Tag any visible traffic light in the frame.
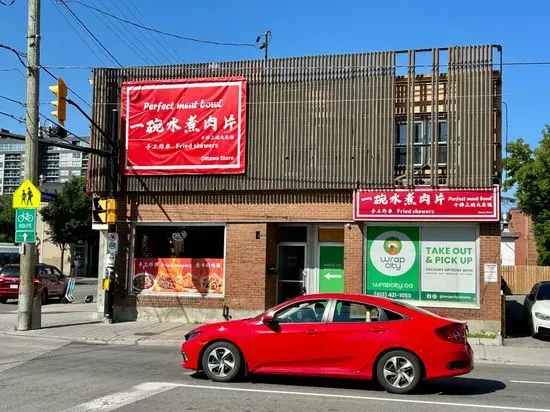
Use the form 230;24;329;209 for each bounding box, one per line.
93;197;117;224
49;77;67;125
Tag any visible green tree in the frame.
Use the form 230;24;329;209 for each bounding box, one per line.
39;177;92;273
0;195;15;242
504;124;550;265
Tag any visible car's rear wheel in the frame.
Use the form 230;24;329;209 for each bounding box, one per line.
376;350;422;394
0;297;7;304
201;341;242;382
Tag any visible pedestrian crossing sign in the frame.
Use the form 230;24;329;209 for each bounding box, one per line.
12;179;42;209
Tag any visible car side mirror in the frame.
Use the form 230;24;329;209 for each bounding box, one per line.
262;313;276;324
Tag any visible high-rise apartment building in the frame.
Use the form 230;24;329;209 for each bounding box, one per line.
0;136;89;195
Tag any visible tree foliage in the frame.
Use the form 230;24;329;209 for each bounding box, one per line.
0;195;15;242
504;125;550;265
39;177;92;272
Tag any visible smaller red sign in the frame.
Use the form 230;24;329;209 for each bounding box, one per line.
354;186;499;221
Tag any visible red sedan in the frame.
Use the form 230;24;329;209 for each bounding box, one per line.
180;293;473;394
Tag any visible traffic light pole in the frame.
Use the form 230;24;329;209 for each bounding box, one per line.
103;109;119;323
18;0;41;331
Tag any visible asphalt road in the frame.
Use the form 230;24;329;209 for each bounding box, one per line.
1;335;550;412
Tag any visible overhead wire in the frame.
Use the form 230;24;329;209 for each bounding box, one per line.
118;0;185;63
91;0;157;65
110;0;175;64
58;0;123;67
40;65;92;109
49;0;111;66
63;0;258;48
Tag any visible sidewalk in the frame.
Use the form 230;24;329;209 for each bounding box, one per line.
1;302;549;366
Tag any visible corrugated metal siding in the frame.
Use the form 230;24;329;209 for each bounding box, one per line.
447;45;494;187
89;53;396;193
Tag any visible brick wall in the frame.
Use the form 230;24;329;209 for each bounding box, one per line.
113;191;501;327
509;209;538;265
344;223;363;293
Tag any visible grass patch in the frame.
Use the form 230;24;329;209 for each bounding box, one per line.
468;331;498;339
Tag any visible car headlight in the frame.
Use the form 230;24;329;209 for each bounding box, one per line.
534;312;550;321
184;331;202;341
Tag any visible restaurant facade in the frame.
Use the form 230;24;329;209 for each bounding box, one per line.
88;44;504;333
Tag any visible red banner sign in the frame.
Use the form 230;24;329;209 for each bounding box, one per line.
133;258;224;296
121;77;246;175
354;186;499;221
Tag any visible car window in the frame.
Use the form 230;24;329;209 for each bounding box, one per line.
529;284;539;299
536;284;550;301
275;300;328;323
37;267;49;279
333;301;378;323
332;300;404;323
52;267;64;279
0;266;20;278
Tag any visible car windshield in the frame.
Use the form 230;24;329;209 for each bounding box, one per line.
0;266;20;278
537;284;550;300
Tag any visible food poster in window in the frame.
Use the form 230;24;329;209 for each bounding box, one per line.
133;258;224;296
420;226;477;303
366;226;421;300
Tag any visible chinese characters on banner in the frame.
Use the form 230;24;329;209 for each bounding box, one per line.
133;258;225;296
121;77;246;175
354;186;499;221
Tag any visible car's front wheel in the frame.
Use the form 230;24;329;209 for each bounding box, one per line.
201;341;242;382
376;350;422;394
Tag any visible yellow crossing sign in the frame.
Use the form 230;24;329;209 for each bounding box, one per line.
12;179;42;209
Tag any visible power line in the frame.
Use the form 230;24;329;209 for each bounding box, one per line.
118;0;185;63
0;111;25;123
93;0;158;65
10;60;550;71
49;0;111;66
0;43;27;67
58;1;123;67
110;0;174;64
63;0;258;48
0;95;25;107
40;65;92;108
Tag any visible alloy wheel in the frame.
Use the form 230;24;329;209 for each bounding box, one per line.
206;347;236;378
382;356;415;389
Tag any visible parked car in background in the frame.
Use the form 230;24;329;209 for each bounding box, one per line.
0;264;67;304
524;281;550;338
180;293;473;394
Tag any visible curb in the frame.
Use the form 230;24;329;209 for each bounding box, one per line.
0;329;181;347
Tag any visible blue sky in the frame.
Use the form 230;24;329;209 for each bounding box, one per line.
1;0;549;194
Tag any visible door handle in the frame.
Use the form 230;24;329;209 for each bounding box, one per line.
306;329;318;335
371;327;387;333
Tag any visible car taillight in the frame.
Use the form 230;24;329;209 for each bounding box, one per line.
436;323;467;344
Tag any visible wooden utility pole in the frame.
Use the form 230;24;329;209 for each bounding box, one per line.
18;0;41;331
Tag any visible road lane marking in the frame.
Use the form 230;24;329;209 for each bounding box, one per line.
61;382;180;412
511;380;550;385
170;382;550;412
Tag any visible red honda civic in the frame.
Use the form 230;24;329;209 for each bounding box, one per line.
180;293;473;394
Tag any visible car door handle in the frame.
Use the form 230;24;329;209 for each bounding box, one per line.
306;329;319;335
371;327;387;333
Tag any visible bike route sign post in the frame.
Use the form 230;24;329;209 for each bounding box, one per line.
15;208;37;243
12;179;41;244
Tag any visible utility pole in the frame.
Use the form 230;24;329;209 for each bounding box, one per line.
257;30;271;61
18;0;41;331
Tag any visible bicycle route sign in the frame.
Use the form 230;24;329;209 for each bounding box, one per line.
15;208;36;243
12;179;41;209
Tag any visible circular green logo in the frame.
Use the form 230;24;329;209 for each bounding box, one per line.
384;237;402;255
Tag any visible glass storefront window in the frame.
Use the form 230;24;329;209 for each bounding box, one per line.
132;225;225;297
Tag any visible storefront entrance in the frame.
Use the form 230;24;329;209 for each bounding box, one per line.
277;243;307;303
